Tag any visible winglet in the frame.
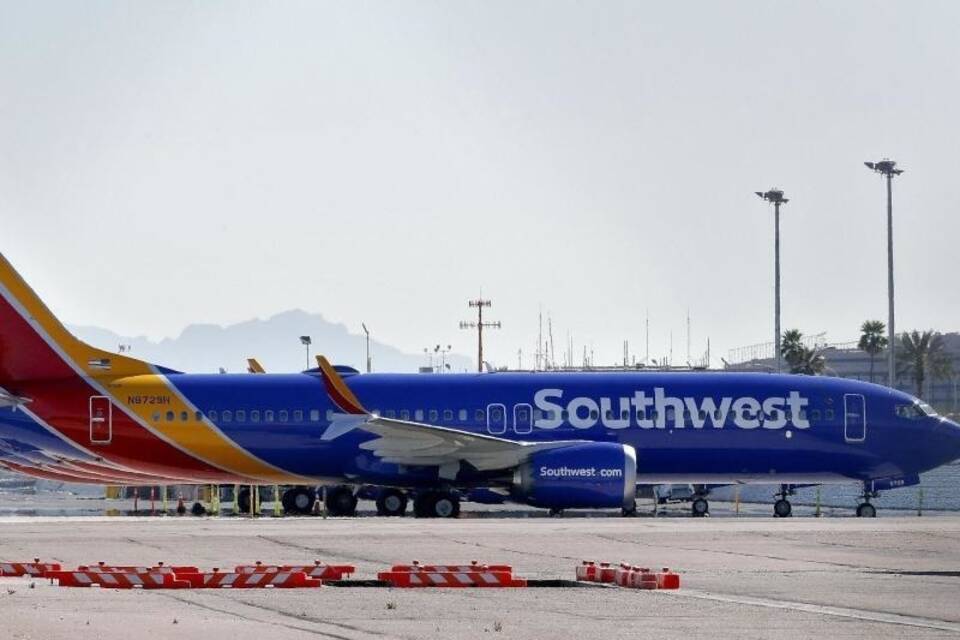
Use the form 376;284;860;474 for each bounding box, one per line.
246;358;266;374
316;355;368;415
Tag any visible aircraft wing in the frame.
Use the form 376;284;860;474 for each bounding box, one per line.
314;354;587;479
357;416;586;478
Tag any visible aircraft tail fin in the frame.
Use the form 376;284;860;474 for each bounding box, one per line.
316;355;368;415
0;253;159;384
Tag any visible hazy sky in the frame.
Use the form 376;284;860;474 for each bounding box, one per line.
2;1;958;370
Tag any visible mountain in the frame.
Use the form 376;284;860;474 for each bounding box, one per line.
69;309;472;374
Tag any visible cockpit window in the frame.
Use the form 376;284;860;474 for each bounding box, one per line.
896;403;930;420
918;402;938;417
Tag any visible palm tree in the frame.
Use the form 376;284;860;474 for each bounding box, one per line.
780;329;825;375
857;320;888;383
897;330;953;399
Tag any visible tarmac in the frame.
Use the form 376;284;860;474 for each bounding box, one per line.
1;513;959;639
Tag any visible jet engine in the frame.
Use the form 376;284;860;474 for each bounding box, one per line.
511;442;637;510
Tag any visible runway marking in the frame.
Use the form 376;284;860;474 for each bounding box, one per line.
668;589;960;634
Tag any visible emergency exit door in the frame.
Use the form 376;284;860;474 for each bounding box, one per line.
89;396;112;444
844;394;866;443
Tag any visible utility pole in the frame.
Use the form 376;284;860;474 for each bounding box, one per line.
299;336;312;371
459;297;501;372
865;159;903;388
645;310;650;364
361;323;371;373
756;188;789;373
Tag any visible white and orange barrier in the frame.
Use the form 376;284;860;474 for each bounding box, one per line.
378;569;526;588
577;561;680;590
0;559;61;577
47;570;189;589
235;560;355;580
178;570;321;589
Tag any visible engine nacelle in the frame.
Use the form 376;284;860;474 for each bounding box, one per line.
511;443;637;510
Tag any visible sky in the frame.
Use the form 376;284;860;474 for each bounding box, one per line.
1;1;958;370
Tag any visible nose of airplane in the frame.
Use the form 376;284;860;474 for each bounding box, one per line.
933;417;960;466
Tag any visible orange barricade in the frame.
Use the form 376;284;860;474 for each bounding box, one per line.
178;570;321;589
78;564;199;575
0;560;61;577
576;561;598;582
48;570;189;589
235;561;354;580
378;570;526;588
391;561;513;573
656;568;680;589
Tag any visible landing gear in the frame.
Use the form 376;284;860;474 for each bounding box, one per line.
621;503;638;517
774;485;794;518
376;489;408;517
413;491;460;518
857;485;878;518
691;497;709;517
282;486;316;515
190;501;206;516
325;486;358;517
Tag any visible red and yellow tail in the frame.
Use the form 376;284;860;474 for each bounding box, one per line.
0;253;156;384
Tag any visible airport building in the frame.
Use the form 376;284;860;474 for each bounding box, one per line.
727;332;960;415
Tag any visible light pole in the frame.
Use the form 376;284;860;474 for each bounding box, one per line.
460;298;501;373
865;159;903;388
361;323;371;373
755;189;789;373
299;335;312;370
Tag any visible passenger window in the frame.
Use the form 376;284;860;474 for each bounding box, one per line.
589;409;599;420
222;410;232;423
152;412;160;422
605;410;613;419
236;410;246;422
415;410;424;421
309;410;320;422
536;409;545;421
825;409;835;421
714;410;722;420
209;410;218;422
385;410;396;419
279;410;289;423
475;409;485;422
636;410;646;421
265;410;275;423
325;410;333;422
180;411;188;422
811;409;821;421
665;408;675;422
293;410;303;422
458;409;467;421
443;409;454;421
400;410;410;421
250;410;260;423
195;411;203;422
429;409;439;422
769;410;780;420
491;407;503;421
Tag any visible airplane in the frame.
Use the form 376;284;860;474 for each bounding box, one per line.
1;251;959;518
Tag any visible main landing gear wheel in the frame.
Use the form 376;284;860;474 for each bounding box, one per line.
622;503;638;517
774;498;793;518
325;486;358;517
283;487;316;515
856;502;877;518
376;489;408;517
691;497;709;517
413;491;460;518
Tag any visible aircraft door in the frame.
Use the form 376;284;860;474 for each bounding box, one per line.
89;396;112;444
844;394;866;443
486;403;506;435
513;403;533;435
